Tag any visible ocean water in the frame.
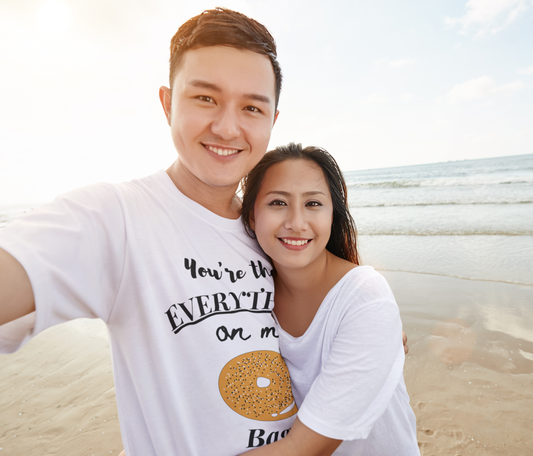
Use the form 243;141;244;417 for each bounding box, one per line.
1;154;532;286
346;154;533;285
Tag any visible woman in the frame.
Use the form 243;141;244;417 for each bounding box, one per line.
239;143;419;455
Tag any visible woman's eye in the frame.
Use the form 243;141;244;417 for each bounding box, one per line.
269;200;286;206
306;201;322;207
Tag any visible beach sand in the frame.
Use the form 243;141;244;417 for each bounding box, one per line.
384;271;533;456
1;272;532;455
0;319;123;455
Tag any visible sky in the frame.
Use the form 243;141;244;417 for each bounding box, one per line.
1;0;532;204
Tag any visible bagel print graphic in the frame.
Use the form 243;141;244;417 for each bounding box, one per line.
219;351;298;421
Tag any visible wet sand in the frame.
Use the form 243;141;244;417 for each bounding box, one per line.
384;271;533;455
1;272;532;455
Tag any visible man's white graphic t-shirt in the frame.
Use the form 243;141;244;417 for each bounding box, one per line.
0;170;297;455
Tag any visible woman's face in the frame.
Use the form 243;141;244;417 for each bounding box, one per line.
251;159;334;272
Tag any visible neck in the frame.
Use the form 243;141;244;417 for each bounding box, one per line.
272;250;356;337
166;159;241;219
273;250;331;301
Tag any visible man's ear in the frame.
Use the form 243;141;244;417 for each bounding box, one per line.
159;86;172;126
273;110;280;126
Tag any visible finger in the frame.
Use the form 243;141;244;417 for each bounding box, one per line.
402;331;409;355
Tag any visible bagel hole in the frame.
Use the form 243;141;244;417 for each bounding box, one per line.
257;377;271;388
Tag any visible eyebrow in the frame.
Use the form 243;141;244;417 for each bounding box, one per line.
189;80;221;91
189;79;272;105
266;190;327;197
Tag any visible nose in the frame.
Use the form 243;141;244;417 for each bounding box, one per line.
285;206;308;232
211;107;241;140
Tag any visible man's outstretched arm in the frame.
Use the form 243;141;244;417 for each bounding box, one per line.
0;248;35;326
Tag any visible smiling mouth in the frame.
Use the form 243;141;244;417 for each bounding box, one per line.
204;144;242;156
280;238;311;246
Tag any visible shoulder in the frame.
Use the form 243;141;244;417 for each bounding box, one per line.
54;171;167;215
333;266;397;312
58;181;121;207
1;179;138;240
341;265;392;293
43;182;125;230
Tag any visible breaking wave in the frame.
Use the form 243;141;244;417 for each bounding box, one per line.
346;176;533;189
349;200;533;208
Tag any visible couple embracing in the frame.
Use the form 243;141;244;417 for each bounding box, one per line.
0;8;419;456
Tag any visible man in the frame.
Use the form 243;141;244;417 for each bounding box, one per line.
0;8;301;455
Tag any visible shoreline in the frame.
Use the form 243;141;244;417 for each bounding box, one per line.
382;267;532;287
359;234;533;286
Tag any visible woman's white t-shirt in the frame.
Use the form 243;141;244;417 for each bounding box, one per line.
276;266;420;455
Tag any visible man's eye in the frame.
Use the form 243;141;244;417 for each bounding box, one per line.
198;96;214;103
245;106;261;113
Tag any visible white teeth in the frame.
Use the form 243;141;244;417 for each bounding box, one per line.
206;145;240;156
282;239;310;246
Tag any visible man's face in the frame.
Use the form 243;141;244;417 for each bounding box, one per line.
161;45;278;190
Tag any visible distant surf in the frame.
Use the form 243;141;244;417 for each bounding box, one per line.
345;154;533;285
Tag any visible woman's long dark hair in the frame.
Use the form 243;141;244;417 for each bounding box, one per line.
241;143;360;265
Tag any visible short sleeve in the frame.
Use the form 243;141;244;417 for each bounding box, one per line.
0;183;126;352
296;273;405;440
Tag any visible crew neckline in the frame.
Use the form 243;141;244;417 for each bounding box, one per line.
153;170;244;232
273;266;374;341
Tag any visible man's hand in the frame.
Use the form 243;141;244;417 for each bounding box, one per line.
0;248;35;326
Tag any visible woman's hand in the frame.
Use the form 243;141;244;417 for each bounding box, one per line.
239;418;341;456
402;330;409;355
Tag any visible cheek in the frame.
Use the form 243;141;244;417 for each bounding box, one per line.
252;209;277;247
252;211;268;240
322;223;333;242
248;121;273;150
170;112;188;143
173;103;207;132
319;211;334;241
